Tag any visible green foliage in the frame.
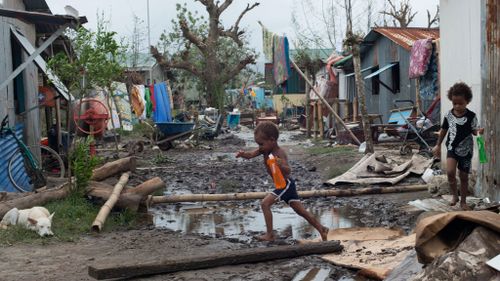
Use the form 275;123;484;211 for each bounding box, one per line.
0;196;138;245
47;15;126;99
70;137;102;197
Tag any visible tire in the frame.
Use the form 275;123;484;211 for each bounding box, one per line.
8;145;65;192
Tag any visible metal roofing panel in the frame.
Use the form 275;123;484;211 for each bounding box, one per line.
371;27;440;51
345;65;378;77
364;62;398;79
0;124;31;192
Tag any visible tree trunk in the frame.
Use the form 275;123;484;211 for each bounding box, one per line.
91;173;130;232
151;184;428;204
0;183;70;217
86;177;164;211
91;157;136;181
352;44;374;153
88;240;342;280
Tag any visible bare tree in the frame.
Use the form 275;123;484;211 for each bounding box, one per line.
427;5;440;28
151;1;259;111
380;0;417;28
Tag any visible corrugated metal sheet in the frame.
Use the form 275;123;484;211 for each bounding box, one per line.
480;0;499;201
367;27;440;51
0;124;31;192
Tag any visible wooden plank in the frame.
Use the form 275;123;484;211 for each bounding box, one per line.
88;240;342;280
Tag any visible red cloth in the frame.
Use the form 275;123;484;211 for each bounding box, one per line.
149;84;156;111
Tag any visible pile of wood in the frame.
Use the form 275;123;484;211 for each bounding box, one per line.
1;156;165;232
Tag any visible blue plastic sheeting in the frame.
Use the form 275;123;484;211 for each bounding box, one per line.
388;109;413;125
255;88;265;109
364;63;398;79
0;124;31;192
153;82;172;123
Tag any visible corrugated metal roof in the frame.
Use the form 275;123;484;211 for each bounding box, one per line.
368;27;440;51
0;125;31;192
23;0;51;13
0;8;88;34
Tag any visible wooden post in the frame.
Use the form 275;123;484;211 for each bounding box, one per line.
88;241;343;280
415;79;421;113
290;60;361;145
313;102;318;139
151;185;428;204
305;70;311;138
91;157;136;181
318;102;324;139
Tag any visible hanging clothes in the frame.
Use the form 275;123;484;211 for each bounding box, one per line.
153;82;172;123
144;87;153;118
409;38;433;79
262;25;274;62
149;84;156;113
130;85;145;118
272;35;291;86
112;82;133;131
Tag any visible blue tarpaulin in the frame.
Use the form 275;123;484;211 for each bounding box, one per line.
153;82;172;123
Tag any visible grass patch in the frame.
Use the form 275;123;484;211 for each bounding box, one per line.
0;195;139;246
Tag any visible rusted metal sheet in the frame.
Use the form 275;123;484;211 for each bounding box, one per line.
480;0;500;202
373;27;440;51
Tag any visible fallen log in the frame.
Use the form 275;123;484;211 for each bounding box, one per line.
0;183;70;217
152;184;428;204
87;177;165;211
91;156;136;181
88;240;342;280
91;173;130;232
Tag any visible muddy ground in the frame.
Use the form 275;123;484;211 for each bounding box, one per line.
0;129;429;281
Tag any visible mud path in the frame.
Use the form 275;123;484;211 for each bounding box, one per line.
0;132;428;281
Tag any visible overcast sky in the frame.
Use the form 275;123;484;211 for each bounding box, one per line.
45;0;439;71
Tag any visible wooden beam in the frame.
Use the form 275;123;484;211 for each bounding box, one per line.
151;184;428;204
290;60;361;145
88;240;342;280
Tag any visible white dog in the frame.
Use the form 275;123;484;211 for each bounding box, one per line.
1;207;54;237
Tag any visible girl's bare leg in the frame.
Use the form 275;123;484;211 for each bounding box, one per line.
459;170;471;210
446;158;459;206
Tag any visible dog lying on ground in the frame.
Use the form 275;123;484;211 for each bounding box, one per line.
0;207;54;237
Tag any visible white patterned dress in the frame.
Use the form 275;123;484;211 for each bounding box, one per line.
442;109;479;173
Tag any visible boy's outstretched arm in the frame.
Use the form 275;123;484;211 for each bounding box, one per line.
236;148;261;159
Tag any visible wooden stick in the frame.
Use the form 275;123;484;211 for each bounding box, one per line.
151;184;428;204
91;156;136;181
291;60;361;145
91;173;130;232
88;240;342;280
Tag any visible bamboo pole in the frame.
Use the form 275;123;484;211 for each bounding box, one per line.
290;60;361;145
151;184;428;204
318;101;324;139
91;172;130;232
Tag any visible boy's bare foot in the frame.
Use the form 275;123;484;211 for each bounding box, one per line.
460;202;471;211
320;227;329;241
449;196;459;206
256;233;275;241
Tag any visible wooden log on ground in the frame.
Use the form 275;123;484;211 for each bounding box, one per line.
0;183;70;217
91;173;130;232
87;177;165;211
88;240;342;280
152;185;428;204
91;156;136;181
0;192;32;202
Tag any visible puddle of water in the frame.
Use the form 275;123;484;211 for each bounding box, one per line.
151;203;363;241
292;267;331;281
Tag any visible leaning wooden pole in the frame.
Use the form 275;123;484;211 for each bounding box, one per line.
88;240;342;280
91;156;136;181
151;185;428;204
91;172;130;232
290;59;361;145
